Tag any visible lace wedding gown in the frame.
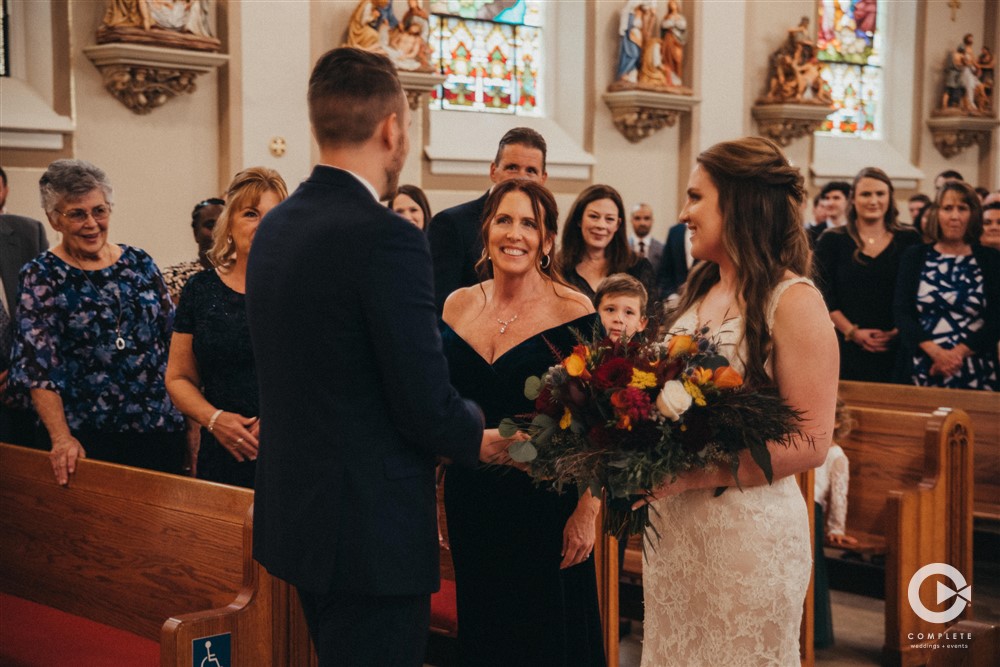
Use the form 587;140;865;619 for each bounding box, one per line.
640;278;814;667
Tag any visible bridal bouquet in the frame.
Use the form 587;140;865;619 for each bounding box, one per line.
500;326;807;541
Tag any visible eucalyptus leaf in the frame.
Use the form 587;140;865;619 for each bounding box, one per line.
581;479;602;499
498;418;519;438
524;376;542;400
569;418;586;435
532;413;556;429
536;424;558;445
508;439;538;463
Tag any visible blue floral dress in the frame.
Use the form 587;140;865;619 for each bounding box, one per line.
912;250;998;389
9;245;184;433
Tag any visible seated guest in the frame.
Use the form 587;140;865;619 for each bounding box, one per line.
982;202;1000;251
161;197;225;302
813;398;858;649
390;184;431;232
166;168;288;487
557;184;655;309
934;169;963;191
9;159;185;485
814;167;922;383
893;180;999;390
976;186;990;205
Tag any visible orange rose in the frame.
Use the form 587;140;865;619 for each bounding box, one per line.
563;353;589;379
713;366;743;389
667;334;695;360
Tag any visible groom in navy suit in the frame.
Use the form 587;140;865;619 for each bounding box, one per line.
247;48;487;666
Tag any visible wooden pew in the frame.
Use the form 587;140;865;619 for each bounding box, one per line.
839;381;999;522
833;406;974;667
0;442;316;667
927;619;1000;667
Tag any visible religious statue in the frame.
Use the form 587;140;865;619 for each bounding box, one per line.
613;0;648;87
937;33;992;116
345;0;433;72
758;16;830;105
659;0;686;87
98;0;220;52
609;0;691;94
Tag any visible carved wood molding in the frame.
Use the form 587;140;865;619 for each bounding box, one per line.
396;70;446;111
83;43;228;115
926;115;999;158
602;90;699;143
751;103;832;147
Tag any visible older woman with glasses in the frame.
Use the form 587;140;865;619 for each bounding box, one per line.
8;159;184;485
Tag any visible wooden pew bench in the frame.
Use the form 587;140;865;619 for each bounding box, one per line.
829;406;974;667
0;442;317;667
838;381;999;523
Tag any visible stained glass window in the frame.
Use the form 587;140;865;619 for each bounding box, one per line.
427;0;543;115
815;0;883;138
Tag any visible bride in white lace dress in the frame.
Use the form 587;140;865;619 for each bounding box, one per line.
638;137;839;666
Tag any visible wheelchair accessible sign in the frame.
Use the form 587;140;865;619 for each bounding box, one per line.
907;563;971;624
193;633;231;667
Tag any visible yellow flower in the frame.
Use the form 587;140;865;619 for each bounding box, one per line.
559;407;572;430
684;379;707;407
689;367;713;385
629;369;658;389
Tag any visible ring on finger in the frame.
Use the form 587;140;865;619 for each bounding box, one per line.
235;437;245;446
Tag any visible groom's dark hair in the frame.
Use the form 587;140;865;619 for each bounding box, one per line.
308;47;405;148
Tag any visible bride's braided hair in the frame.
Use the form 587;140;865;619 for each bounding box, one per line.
665;137;811;389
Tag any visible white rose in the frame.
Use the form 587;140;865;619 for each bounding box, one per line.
657;380;693;422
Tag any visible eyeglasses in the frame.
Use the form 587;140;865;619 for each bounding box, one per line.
54;204;112;224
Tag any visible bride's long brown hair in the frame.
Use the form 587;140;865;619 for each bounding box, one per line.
665;137;811;388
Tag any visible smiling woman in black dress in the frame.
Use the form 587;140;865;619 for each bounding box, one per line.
440;179;605;667
814;167;921;382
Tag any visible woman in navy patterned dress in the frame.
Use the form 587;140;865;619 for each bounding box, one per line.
9;160;184;484
894;181;1000;390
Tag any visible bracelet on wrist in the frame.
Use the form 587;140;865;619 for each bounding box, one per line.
207;409;224;433
845;324;858;342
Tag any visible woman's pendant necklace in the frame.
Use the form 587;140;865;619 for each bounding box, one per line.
70;245;125;350
497;313;518;334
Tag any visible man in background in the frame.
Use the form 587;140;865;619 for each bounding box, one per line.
0;166;49;447
428;127;547;313
628;202;663;275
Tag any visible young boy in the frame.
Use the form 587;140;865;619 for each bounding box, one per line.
594;273;648;341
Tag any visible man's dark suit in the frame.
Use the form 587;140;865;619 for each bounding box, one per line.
1;214;48;447
246;167;483;661
1;214;49;315
428;191;489;313
656;222;691;298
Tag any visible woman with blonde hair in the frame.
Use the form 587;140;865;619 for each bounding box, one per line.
166;167;288;486
638;137;838;666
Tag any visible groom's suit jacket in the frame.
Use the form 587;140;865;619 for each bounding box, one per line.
247;166;484;596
